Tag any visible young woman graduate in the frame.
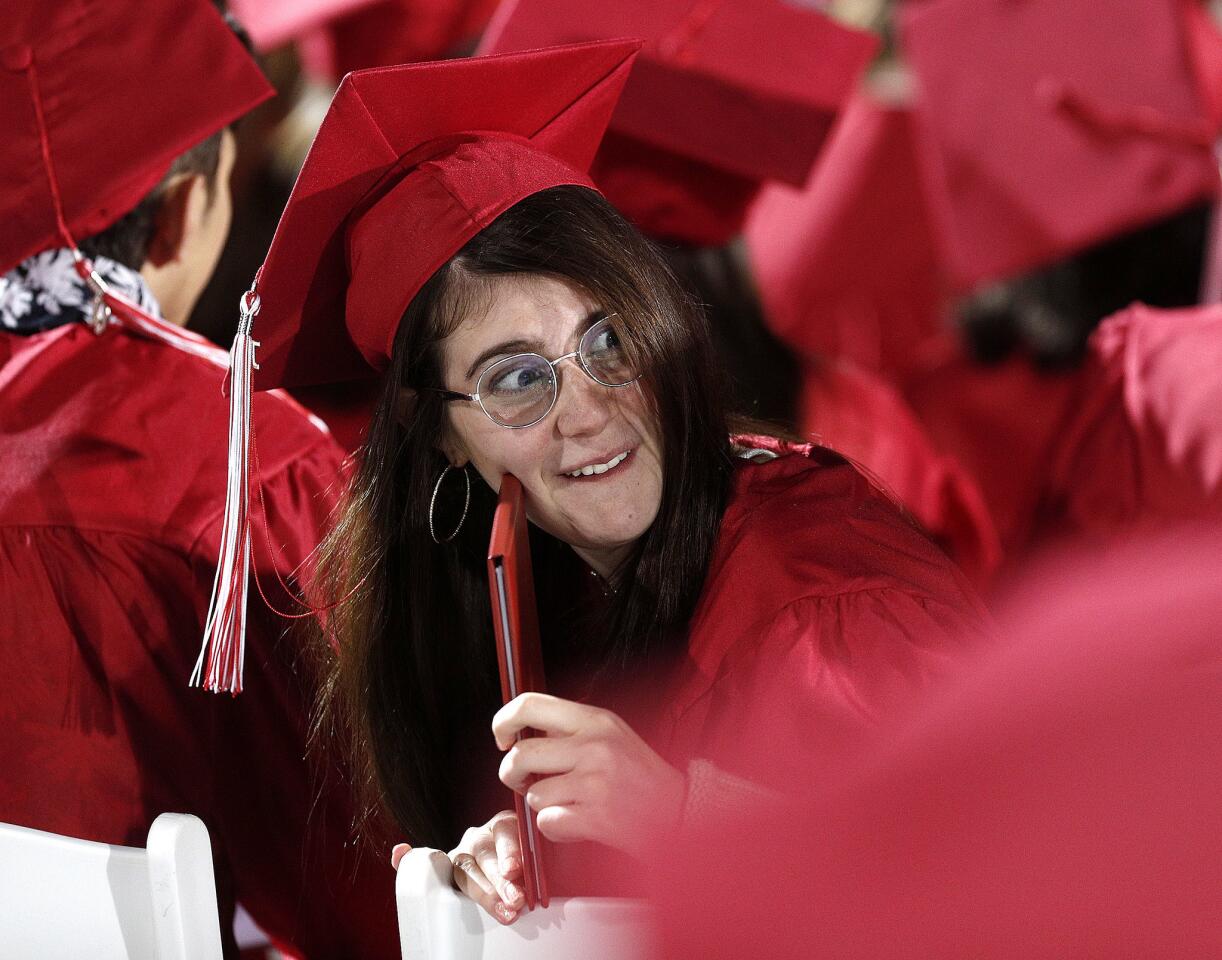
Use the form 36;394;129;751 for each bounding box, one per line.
479;0;1002;586
0;1;398;955
205;41;992;927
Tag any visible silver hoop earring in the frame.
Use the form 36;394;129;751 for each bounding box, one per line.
429;463;471;544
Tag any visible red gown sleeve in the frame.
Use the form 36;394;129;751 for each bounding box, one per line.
1046;303;1222;535
694;585;986;790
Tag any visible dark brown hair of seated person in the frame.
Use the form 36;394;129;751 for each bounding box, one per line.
956;201;1211;370
306;185;739;849
660;242;802;433
76;3;254;271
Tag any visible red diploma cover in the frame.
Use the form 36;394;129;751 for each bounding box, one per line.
487;474;550;909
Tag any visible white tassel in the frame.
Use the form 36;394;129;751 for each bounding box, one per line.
192;289;261;694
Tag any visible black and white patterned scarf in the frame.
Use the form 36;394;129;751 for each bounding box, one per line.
0;248;161;335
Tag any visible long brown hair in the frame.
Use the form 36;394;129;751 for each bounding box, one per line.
311;186;734;847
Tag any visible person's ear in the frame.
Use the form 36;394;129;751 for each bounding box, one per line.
437;425;471;469
413;387;473;467
143;173;207;268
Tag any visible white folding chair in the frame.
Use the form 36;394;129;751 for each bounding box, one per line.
396;848;653;960
0;812;223;960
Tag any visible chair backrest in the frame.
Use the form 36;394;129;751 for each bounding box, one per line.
0;813;223;960
396;848;653;960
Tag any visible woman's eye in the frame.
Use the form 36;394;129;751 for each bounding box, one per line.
589;324;622;355
490;361;548;394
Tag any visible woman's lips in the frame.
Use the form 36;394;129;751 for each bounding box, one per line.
560;447;635;481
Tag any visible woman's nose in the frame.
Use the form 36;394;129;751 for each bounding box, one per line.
552;358;613;438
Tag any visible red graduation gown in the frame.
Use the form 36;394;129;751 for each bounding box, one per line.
901;337;1082;557
0;321;398;958
905;304;1222;571
799;357;1002;586
655;443;991;787
551;443;990;895
1043;302;1222;539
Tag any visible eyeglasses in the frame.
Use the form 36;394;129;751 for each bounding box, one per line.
429;314;640;428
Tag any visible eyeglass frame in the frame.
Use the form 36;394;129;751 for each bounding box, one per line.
421;314;641;429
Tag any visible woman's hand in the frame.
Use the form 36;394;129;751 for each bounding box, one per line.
494;692;686;859
445;810;526;925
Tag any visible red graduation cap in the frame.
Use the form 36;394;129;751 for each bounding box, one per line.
0;0;273;274
479;0;879;245
745;89;948;376
900;0;1222;292
200;41;641;693
298;0;502;80
249;39;640;391
227;0;380;52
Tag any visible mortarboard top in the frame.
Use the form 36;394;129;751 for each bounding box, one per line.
478;0;879;246
0;0;273;275
249;39;640;392
900;0;1222;292
745;89;947;372
227;0;379;52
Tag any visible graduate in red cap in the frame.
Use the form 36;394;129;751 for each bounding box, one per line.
892;0;1222;574
0;2;398;955
207;39;993;926
478;0;1000;581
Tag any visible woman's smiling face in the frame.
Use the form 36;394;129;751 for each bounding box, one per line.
438;273;664;577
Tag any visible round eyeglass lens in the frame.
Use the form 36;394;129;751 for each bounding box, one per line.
479;354;557;426
580;316;636;386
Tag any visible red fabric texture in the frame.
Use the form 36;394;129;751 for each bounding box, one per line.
479;0;877;245
542;445;990;897
346;137;596;369
652;525;1222;958
0;0;272;273
591;132;763;247
1184;0;1222;130
299;0;501;79
904;304;1222;571
249;41;639;391
1044;302;1222;537
0;324;397;959
799;358;1001;585
902;342;1083;557
900;0;1221;290
745;91;948;378
653;449;991;789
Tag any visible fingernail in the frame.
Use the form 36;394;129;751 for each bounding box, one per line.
390;843;411;869
494;901;518;924
504;881;523;905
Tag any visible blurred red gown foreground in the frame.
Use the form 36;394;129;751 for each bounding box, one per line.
650;522;1222;959
0;320;398;959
